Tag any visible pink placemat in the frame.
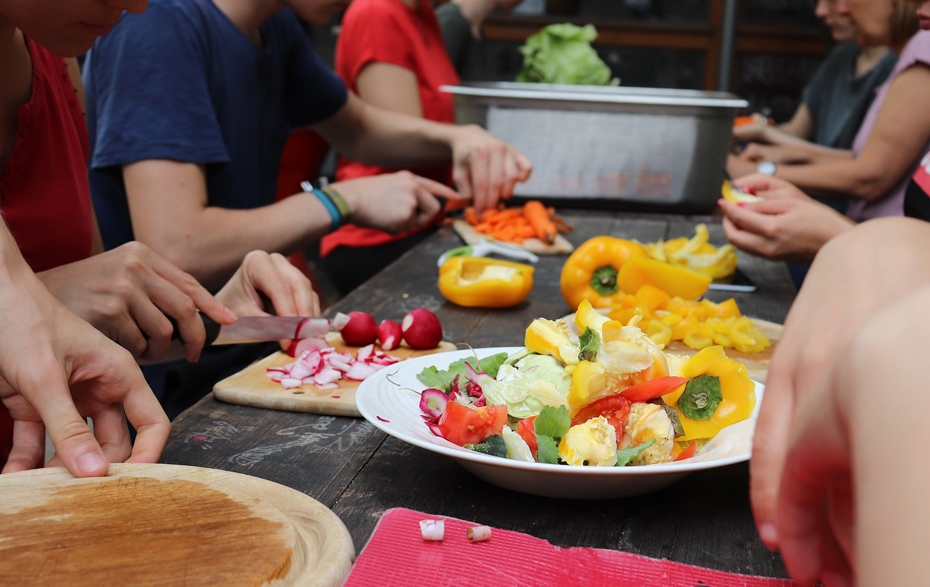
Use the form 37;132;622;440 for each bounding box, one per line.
344;508;796;587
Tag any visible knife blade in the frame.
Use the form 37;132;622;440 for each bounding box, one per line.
190;315;332;346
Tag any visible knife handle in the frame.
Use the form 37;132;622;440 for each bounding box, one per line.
168;315;222;347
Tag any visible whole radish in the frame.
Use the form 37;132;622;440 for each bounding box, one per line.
401;309;443;349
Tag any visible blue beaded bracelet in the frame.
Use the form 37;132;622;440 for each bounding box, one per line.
301;181;342;229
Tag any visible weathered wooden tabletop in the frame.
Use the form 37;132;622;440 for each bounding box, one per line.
161;210;796;579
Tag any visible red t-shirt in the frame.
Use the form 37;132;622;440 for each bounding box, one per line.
0;38;94;467
321;0;461;256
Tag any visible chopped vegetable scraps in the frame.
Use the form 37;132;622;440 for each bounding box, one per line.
466;526;492;542
420;520;444;541
267;344;400;389
642;223;739;279
464;200;572;245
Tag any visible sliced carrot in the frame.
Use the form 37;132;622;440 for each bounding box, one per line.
524;200;558;244
464;206;479;226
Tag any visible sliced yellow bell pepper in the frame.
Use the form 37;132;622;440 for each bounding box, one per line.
525;317;578;365
438;256;534;308
662;345;755;441
618;255;711;301
560;236;648;311
567;360;608;416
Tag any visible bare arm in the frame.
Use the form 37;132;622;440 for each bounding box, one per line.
314;93;532;210
756;64;930;201
355;62;423;118
122;160;330;290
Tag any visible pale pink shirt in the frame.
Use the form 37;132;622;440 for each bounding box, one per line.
847;30;930;222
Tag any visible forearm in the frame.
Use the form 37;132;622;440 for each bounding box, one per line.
774;158;888;201
315;94;456;168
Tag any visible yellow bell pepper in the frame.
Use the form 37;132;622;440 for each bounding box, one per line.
617;255;712;301
560;236;648;311
662;345;755;441
525;317;578;365
438;256;534;308
567;360;608;416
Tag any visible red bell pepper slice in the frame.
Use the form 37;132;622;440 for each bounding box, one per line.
618;376;689;403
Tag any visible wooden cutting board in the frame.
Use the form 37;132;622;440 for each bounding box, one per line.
0;463;354;586
664;318;783;383
214;332;457;417
452;219;574;255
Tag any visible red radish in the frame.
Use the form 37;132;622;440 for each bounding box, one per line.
286;336;328;358
331;312;351;331
339;311;378;346
377;319;403;351
294;317;331;339
401;309;443;349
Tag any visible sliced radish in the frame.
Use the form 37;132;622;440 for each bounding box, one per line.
331;312;351;331
295;317;331;339
419;388;449;418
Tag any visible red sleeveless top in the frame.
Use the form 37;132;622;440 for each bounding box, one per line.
0;37;94;467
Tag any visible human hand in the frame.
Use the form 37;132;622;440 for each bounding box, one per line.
749;218;930;556
216;250;320;319
733;174;810;200
449;125;533;213
726;152;761;179
0;265;170;477
718;194;853;263
38;242;237;363
777;283;930;586
336;171;464;234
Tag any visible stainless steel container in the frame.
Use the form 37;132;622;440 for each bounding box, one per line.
442;82;748;212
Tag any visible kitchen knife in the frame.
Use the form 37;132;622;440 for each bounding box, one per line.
171;315;333;346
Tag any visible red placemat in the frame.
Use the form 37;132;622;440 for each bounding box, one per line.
345;508;796;587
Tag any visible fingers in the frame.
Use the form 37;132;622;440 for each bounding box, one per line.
245;251;320;318
29;368;110;477
748;357;796;550
733;173;793;194
2;418;46;474
468;148;491;213
118;368;170;465
414;175;463;201
87;404;133;463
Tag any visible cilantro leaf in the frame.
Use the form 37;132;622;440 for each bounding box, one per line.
578;327;600;362
615;440;655;467
534;405;571;438
417;353;508;390
535;435;561;464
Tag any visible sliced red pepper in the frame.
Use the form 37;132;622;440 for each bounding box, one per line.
516;416;538;456
571;395;632;444
618;376;689;403
674;440;698;461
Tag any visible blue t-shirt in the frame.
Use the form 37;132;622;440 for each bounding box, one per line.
84;0;348;250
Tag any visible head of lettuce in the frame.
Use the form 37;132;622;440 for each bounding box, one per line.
516;23;617;86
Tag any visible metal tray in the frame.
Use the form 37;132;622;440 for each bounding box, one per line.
443;82;748;212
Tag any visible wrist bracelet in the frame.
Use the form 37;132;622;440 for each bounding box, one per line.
301;181;342;229
321;186;351;222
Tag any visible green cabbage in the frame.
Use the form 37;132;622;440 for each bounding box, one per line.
516;23;615;86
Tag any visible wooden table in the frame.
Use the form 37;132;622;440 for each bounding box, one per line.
161;211;796;579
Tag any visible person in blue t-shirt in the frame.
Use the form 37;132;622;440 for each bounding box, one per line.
84;0;532;292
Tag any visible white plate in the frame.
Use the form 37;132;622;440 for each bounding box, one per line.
356;347;763;499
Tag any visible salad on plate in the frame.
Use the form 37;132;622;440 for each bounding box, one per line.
415;299;756;468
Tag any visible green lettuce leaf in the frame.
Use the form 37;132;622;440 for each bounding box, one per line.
417;352;508;390
516;23;615;86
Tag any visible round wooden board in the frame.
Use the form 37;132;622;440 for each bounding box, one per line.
0;464;354;586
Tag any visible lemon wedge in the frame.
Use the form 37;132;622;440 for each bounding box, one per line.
722;180;764;204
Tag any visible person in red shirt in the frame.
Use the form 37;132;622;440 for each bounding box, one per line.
320;0;486;293
0;0;323;476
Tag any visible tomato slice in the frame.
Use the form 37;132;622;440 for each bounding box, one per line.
619;376;688;403
571;395;632;443
516;416;538;455
437;401;507;446
674;440;698;461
